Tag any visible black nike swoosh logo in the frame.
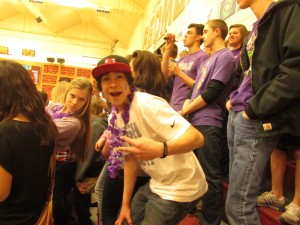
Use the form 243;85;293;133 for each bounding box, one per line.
170;120;175;128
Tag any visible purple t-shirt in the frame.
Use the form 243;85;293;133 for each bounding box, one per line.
231;48;241;58
189;48;236;128
230;21;259;112
170;50;209;111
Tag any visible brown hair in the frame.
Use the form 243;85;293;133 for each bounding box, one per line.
229;24;249;46
64;77;93;160
0;60;57;145
206;19;228;40
131;50;169;101
188;23;205;45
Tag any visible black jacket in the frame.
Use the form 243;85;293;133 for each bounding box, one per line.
242;0;300;137
75;116;108;180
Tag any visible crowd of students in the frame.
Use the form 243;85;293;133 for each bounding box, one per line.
1;0;300;225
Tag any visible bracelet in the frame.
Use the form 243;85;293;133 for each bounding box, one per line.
161;141;168;158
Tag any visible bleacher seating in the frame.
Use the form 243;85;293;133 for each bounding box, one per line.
178;160;298;225
179;214;200;225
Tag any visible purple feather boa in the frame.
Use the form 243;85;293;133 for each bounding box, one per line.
107;87;135;178
46;103;71;119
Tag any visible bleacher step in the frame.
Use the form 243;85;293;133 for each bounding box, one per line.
178;214;200;225
223;181;300;225
258;207;283;225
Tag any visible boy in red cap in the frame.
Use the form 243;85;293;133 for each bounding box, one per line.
92;55;207;225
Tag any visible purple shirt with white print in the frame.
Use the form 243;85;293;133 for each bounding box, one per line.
189;48;236;128
170;50;209;111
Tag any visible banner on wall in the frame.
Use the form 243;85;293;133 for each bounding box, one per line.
31;66;41;84
61;66;75;77
143;0;191;50
77;68;92;78
42;84;55;99
2;58;96;97
219;0;236;20
173;0;185;21
22;64;41;84
153;5;163;44
44;64;59;75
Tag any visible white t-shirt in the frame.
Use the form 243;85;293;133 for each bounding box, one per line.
113;92;207;202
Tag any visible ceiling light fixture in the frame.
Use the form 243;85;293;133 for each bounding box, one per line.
96;7;111;13
35;16;42;23
29;0;44;3
47;57;55;63
47;0;98;9
57;58;65;64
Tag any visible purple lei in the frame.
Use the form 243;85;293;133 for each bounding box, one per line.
47;103;72;119
107;87;135;178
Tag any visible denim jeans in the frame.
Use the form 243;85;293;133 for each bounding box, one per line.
195;125;224;225
123;183;200;225
226;111;279;225
227;110;237;175
95;161;108;224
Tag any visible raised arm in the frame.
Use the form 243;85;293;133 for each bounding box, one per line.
161;34;176;78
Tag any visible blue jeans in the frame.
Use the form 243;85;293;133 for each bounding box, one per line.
227;110;237;175
195;125;224;225
226;111;279;225
95;162;108;224
123;183;199;225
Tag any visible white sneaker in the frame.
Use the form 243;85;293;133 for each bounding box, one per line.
257;191;286;211
280;202;300;225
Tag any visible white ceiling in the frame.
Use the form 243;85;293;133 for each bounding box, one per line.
0;0;149;49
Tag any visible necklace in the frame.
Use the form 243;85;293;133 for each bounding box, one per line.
106;86;136;178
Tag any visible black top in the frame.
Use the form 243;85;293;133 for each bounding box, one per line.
75;116;108;180
242;0;300;136
0;120;54;225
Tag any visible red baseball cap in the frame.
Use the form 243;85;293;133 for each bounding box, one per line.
92;55;132;81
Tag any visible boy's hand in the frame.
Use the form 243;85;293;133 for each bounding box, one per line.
117;136;164;160
115;206;133;225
